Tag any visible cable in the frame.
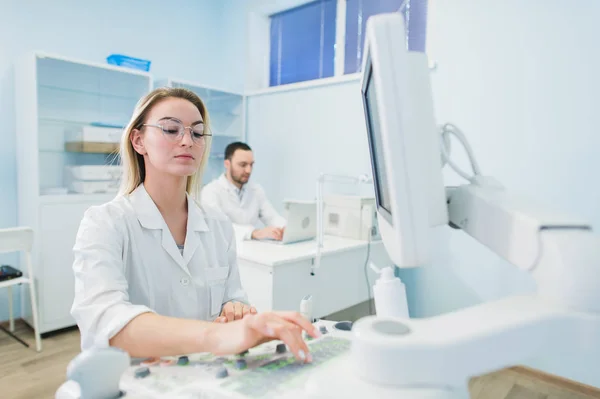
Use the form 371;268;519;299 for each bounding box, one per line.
313;173;373;276
439;123;482;183
363;231;373;316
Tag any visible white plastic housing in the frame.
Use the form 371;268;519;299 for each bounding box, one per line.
447;179;590;271
360;13;447;268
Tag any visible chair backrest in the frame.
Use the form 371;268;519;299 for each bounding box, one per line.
0;227;34;254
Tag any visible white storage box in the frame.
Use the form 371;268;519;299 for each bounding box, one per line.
68;180;120;194
323;195;380;241
66;165;121;181
65;125;123;144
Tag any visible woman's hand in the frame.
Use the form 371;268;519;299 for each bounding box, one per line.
215;301;257;323
208;311;321;363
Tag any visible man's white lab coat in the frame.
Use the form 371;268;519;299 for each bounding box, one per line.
200;174;286;241
71;183;248;351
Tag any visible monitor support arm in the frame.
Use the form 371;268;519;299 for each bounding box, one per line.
308;178;600;398
446;177;598;313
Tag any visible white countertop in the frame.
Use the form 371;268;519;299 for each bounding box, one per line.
237;235;380;267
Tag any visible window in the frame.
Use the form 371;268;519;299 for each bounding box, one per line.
345;0;428;74
269;0;337;86
268;0;429;87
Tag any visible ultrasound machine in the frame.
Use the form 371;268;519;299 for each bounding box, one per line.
55;12;600;399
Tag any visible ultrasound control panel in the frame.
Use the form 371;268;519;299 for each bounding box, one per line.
118;321;351;399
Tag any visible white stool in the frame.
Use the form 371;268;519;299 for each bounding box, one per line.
0;227;42;351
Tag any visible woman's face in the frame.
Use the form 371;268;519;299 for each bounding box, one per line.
131;97;206;178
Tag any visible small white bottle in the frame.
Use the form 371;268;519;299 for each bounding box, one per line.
372;264;409;318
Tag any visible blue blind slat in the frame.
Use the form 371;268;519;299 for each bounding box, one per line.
269;0;428;85
406;0;428;53
270;0;337;86
344;0;428;75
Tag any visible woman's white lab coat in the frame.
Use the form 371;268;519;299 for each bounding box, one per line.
71;184;248;350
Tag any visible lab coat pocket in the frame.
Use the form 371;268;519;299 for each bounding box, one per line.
205;266;229;316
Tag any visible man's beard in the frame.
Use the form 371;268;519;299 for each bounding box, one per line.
232;172;249;186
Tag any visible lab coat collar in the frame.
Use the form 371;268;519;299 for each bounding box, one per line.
130;183;210;233
130;184;164;230
186;195;211;233
182;195;210;268
129;184;209;275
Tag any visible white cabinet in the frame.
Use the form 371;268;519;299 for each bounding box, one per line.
156;79;246;185
236;237;393;318
21;198;113;332
15;52;152;334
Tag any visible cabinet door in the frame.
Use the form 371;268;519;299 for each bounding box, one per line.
39;202;97;328
237;259;274;313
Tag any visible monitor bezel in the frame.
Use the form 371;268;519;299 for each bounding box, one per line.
362;59;393;226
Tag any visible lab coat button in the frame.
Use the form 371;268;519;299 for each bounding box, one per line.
180;277;190;286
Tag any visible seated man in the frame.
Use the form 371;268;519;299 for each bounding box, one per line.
201;142;286;241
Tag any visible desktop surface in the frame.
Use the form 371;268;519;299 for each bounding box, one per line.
237;235;376;267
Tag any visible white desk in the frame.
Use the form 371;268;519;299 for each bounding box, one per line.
236;235;392;318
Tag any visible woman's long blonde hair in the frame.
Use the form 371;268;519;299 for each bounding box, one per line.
118;87;212;199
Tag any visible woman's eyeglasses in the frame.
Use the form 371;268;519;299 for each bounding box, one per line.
143;120;211;145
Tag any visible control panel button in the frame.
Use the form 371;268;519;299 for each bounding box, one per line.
275;343;287;354
235;358;247;370
215;366;229;379
134;367;150;379
177;356;189;365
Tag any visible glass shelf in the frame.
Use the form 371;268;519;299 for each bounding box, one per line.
39;149;76;154
39;117;126;127
167;81;243;120
30;55;150;197
40;117;87;125
211;134;241;139
38;56;150;100
37;84;141;102
208;109;241;117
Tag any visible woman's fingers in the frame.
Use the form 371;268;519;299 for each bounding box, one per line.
234;303;243;320
270;320;311;363
276;311;321;339
222;302;257;321
242;304;255;317
223;302;235;322
247;313;312;363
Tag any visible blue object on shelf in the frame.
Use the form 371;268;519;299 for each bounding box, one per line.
90;122;125;129
106;54;151;72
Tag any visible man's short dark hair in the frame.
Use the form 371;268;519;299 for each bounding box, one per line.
225;142;252;160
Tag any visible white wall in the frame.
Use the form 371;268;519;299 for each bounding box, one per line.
0;0;246;321
246;76;373;206
245;0;600;388
422;0;600;387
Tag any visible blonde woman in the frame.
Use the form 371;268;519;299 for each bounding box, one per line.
71;88;319;362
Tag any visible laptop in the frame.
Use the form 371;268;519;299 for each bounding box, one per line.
265;200;317;245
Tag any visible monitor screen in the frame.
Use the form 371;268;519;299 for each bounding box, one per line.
363;65;392;218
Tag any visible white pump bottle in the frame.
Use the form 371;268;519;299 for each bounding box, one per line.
370;263;409;319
